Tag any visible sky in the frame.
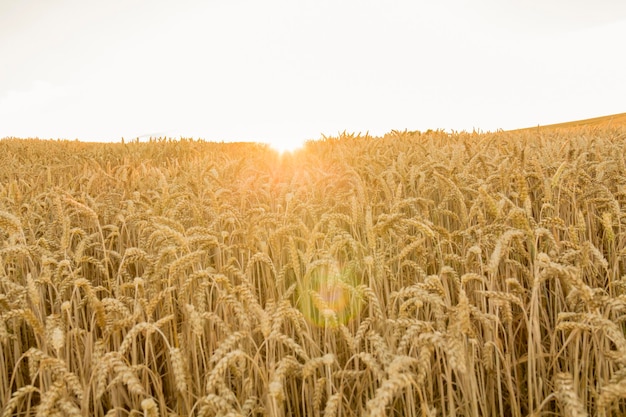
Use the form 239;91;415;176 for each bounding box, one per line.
1;0;625;151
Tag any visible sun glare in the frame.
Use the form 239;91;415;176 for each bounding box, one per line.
266;138;307;155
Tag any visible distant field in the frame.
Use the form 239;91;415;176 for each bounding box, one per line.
1;123;626;416
511;111;626;131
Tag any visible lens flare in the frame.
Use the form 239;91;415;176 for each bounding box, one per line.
298;259;362;328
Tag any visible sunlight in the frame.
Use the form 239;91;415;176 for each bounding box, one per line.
265;138;307;154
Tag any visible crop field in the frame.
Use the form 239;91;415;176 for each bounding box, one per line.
1;127;626;416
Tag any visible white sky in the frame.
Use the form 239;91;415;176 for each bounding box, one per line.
1;0;625;151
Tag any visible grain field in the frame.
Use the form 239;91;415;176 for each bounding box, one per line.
1;127;626;416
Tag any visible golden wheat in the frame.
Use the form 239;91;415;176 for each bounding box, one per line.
1;128;625;415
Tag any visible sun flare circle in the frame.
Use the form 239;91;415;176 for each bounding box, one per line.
297;259;362;328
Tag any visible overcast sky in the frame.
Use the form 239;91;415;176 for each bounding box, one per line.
1;0;625;150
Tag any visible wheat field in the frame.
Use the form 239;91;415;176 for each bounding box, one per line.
1;127;626;416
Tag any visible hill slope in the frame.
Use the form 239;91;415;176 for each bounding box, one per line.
512;111;626;131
